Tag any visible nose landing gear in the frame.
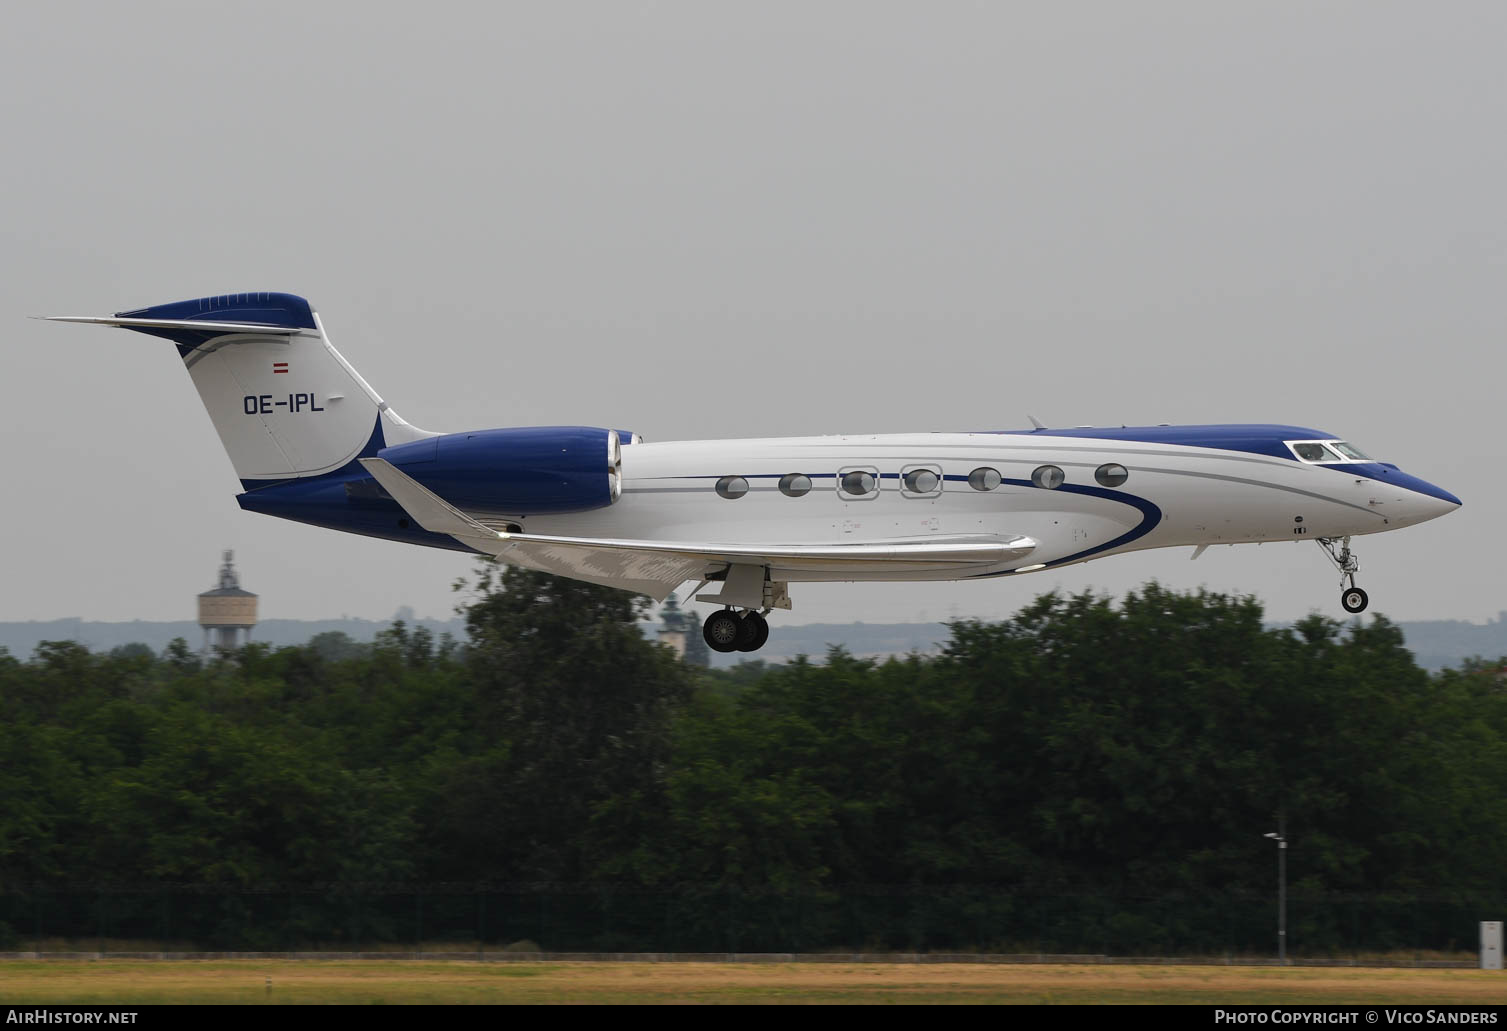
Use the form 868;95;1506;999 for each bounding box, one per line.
1318;536;1369;613
703;608;771;653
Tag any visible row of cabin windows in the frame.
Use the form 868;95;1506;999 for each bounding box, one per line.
713;463;1129;499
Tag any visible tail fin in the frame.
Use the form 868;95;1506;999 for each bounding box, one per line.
48;292;432;484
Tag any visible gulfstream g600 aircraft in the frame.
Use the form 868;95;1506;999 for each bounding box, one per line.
49;293;1460;653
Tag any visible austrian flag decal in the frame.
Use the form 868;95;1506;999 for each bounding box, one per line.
272;362;289;374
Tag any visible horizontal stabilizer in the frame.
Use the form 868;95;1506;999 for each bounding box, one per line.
42;315;305;336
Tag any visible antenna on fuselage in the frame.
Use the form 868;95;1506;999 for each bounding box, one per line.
1028;415;1047;431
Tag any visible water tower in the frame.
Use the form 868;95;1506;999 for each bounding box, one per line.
198;549;258;653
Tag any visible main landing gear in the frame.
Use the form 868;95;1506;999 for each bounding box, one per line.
703;608;771;653
1317;536;1369;614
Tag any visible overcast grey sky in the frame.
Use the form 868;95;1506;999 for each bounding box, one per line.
2;2;1502;629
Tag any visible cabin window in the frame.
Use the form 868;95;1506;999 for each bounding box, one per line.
839;468;879;498
1031;465;1065;489
967;467;1002;491
779;473;812;497
715;475;749;499
1095;463;1129;487
901;465;942;497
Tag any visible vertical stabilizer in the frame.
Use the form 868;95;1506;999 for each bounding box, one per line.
49;293;432;483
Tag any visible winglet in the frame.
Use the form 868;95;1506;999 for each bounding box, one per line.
358;458;500;540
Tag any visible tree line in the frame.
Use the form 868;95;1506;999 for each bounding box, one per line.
2;566;1504;954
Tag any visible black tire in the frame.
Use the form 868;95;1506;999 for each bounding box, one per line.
1341;587;1369;614
736;612;770;652
703;611;742;653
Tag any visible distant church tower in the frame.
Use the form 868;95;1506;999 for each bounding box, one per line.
657;593;709;666
657;593;688;658
197;549;258;653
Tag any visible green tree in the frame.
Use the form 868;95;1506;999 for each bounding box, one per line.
422;562;693;882
306;631;369;663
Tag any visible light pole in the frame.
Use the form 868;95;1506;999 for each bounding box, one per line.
1264;826;1287;964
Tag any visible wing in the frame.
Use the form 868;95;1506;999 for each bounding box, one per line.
359;457;1036;600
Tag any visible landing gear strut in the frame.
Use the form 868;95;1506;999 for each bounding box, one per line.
1318;536;1369;613
703;608;770;653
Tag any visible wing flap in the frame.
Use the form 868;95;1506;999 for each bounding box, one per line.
491;532;1036;569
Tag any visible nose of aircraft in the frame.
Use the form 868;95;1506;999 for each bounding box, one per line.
1387;469;1462;521
1342;462;1460;524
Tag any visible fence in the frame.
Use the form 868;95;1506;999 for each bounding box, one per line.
0;886;1498;957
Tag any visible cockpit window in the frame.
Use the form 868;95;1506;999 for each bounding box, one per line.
1291;442;1339;462
1287;440;1373;463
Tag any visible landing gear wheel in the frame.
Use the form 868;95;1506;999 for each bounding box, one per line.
1319;537;1370;615
736;612;770;652
703;610;742;653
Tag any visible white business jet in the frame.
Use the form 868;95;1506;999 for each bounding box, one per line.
47;293;1461;653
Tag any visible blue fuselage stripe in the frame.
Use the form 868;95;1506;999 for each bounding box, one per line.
937;474;1163;573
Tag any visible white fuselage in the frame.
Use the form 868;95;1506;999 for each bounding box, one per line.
509;431;1455;584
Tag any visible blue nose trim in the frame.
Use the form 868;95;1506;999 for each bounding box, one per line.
1326;463;1461;507
1405;476;1462;507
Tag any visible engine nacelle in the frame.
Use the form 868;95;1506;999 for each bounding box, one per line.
378;426;622;515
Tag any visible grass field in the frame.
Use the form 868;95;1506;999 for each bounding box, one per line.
2;960;1506;1005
